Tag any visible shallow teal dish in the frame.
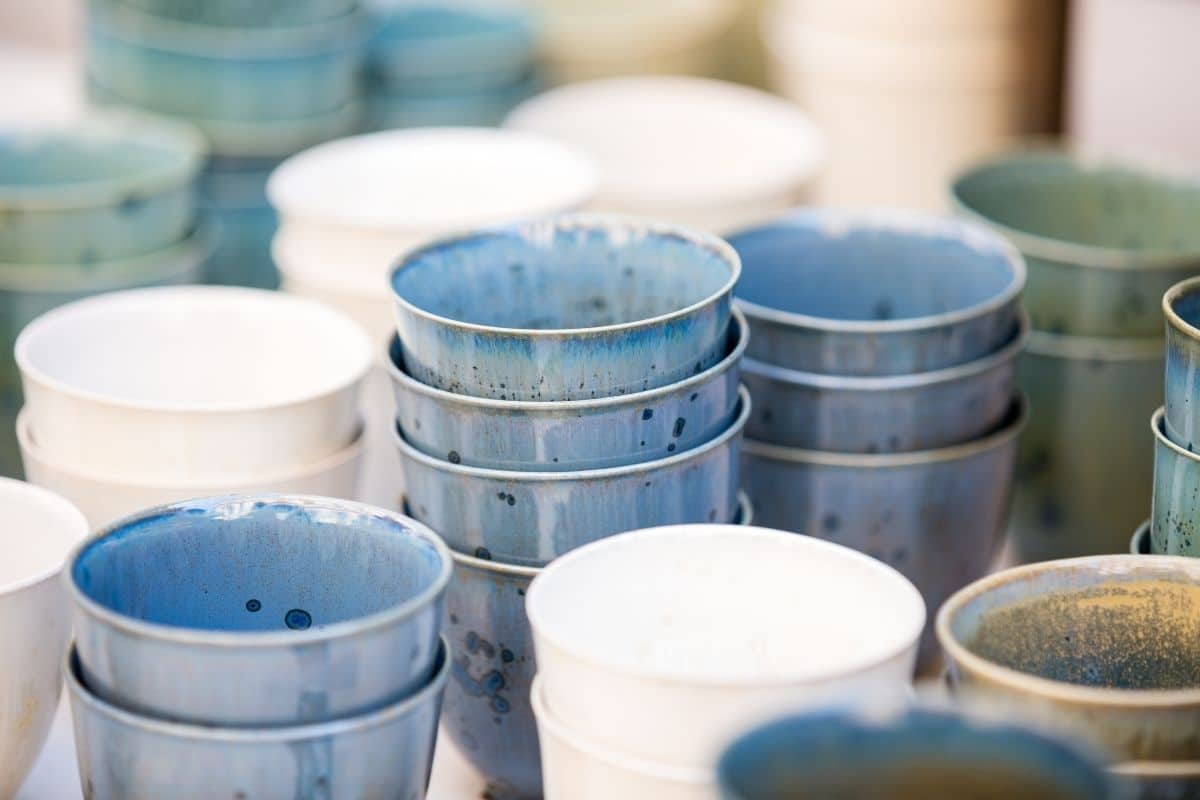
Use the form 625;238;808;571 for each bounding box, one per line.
0;113;204;263
365;73;542;131
111;0;356;27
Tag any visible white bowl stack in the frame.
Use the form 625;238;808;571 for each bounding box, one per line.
762;0;1063;209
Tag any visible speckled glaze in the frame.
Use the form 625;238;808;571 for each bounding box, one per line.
0;113;204;263
1132;521;1152;555
197;163;279;289
743;316;1024;452
1152;408;1200;557
387;309;745;471
951;147;1200;337
67;495;452;727
1163;278;1200;453
938;555;1200;765
718;709;1120;800
112;0;355;27
389;215;740;402
0;225;211;479
729;208;1025;377
1010;332;1162;564
397;387;749;566
67;640;447;799
86;4;364;121
364;74;542;132
742;397;1025;672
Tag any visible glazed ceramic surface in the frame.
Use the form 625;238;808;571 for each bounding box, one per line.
742;316;1024;452
113;0;355;27
396;387;749;566
196;162;279;289
364;74;541;132
15;285;371;483
742;397;1025;670
67;639;447;799
0;112;203;263
67;495;451;727
1010;332;1162;563
1132;521;1151;555
938;555;1200;762
951;148;1200;337
1152;408;1200;557
390;214;739;402
0;479;87;799
730;208;1025;376
1163;278;1200;453
387;309;745;471
1112;760;1200;800
525;525;924;768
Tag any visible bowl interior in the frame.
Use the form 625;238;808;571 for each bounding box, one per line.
719;711;1109;800
949;562;1200;690
393;221;734;330
529;526;924;682
72;498;446;632
731;214;1017;323
1169;284;1200;330
0;479;86;593
953;152;1200;254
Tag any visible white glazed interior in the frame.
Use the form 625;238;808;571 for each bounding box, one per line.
0;479;87;592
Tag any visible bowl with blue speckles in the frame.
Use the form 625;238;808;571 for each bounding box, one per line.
1163;277;1200;455
1151;407;1200;558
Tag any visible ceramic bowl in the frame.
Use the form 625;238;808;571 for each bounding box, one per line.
390;214;739;401
0;111;204;263
1163;277;1200;452
67;494;451;726
525;524;925;768
0;478;88;799
364;73;541;132
396;387;749;567
15;285;371;483
1151;407;1200;557
729;208;1026;376
111;0;355;27
951;147;1200;337
67;638;448;797
938;555;1200;762
196;162;279;289
1131;521;1150;555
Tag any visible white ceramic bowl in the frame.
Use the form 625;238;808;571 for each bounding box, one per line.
0;478;88;798
15;285;372;483
532;676;717;800
525;525;924;768
17;409;365;530
505;77;824;234
778;0;1054;35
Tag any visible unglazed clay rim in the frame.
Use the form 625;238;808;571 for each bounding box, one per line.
1162;275;1200;342
935;555;1200;708
735;491;752;526
1152;407;1200;466
0;477;88;595
731;207;1026;334
1024;329;1165;361
1112;760;1200;778
1130;521;1150;555
450;546;540;579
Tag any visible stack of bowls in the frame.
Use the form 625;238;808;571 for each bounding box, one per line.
951;147;1200;563
363;1;541;131
0;112;208;479
84;0;366;288
526;525;926;798
14;286;372;529
64;494;453;798
267;127;598;509
731;208;1028;673
939;555;1200;796
505;76;824;235
387;214;750;797
761;0;1062;209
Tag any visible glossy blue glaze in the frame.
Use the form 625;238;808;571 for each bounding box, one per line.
0;115;203;263
68;639;447;799
729;208;1025;377
1151;408;1200;557
387;309;745;471
718;709;1120;800
389;215;740;402
741;397;1025;671
364;73;542;131
1164;278;1200;453
67;495;452;727
112;0;355;27
87;4;364;121
197;163;279;289
743;316;1024;452
397;387;749;566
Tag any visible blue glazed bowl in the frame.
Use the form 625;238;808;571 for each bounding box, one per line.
109;0;356;27
1151;407;1200;557
68;638;448;798
67;495;453;727
197;163;279;289
0;113;204;263
718;709;1120;800
730;208;1025;376
364;72;542;131
87;3;365;121
1164;277;1200;454
390;214;740;402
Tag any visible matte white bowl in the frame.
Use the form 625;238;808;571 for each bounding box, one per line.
0;478;88;798
15;285;372;483
532;676;717;800
525;524;924;768
17;409;365;530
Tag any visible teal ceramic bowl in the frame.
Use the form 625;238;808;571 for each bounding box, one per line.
196;164;278;289
110;0;355;27
364;73;542;131
951;147;1200;337
87;2;365;121
0;113;204;263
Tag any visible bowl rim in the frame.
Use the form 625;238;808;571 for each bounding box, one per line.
1129;520;1151;555
0;476;89;595
730;207;1026;335
935;554;1200;708
1162;275;1200;342
1023;329;1165;361
450;546;541;578
65;494;454;649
